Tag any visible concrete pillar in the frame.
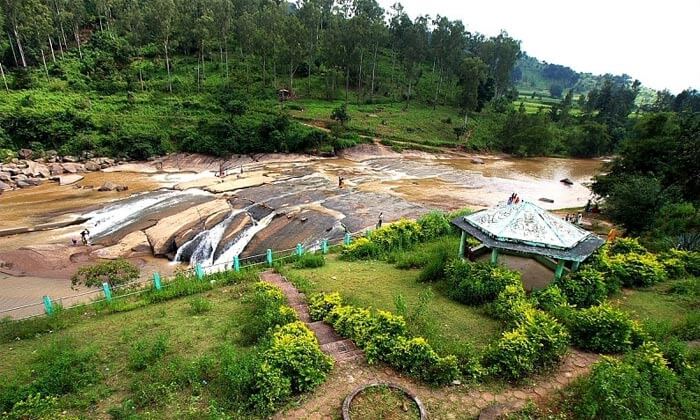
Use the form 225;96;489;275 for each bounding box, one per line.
490;248;499;264
153;272;162;290
459;231;467;259
554;260;566;280
571;261;580;272
43;295;53;315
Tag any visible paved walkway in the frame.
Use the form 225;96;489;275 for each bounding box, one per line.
259;271;600;419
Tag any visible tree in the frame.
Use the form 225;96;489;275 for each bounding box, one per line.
71;259;140;288
456;56;488;123
330;103;350;126
602;175;669;234
475;31;521;97
549;84;563;98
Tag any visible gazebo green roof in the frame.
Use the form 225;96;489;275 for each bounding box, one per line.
452;200;605;263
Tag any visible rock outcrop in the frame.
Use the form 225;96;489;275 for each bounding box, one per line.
145;199;231;256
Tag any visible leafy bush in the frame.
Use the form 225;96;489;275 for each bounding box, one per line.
293;253;325;269
572;343;691;420
609;237;647;255
445;259;522;305
241;282;298;343
340;237;381;260
315;295;458;385
554;267;607;308
261;322;333;394
485;310;569;381
565;304;646;353
308;292;343;321
188;296;212;314
416;212;451;240
129;334;169;371
71;259;139;288
660;249;700;277
531;284;568;312
608;252;667;288
490;284;532;326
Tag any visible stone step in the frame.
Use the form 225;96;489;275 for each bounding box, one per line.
320;339;362;360
292;304;311;322
308;321;345;345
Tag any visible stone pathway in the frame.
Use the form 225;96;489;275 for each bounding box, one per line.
260;271;363;362
260;271;600;419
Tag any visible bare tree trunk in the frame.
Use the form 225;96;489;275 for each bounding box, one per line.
200;43;206;81
345;65;349;104
40;48;49;79
13;27;27;68
370;43;378;103
57;33;64;58
433;65;442;110
164;38;172;93
139;68;144;90
289;62;294;91
262;56;266;87
307;51;312;95
197;65;200;91
357;49;363;104
48;37;56;63
224;46;229;81
7;32;19;67
74;26;83;59
0;62;8;92
98;14;104;31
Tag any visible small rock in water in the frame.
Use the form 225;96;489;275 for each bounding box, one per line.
471;157;485;164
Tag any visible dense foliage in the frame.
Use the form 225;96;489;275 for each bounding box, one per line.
70;258;139;288
444;259;522;305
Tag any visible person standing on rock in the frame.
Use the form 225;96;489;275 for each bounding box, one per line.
80;229;91;246
376;212;383;229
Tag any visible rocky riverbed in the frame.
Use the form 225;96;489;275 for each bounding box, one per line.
0;144;603;316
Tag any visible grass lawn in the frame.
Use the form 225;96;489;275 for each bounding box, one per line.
611;277;699;331
288;255;501;353
0;281;255;418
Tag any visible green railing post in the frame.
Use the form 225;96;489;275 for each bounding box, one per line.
459;231;467;259
554;260;566;280
365;229;372;239
296;243;303;256
322;239;329;254
571;261;580;272
42;295;53;315
344;233;351;246
233;255;240;272
266;249;273;266
195;264;205;280
153;272;162;290
102;282;112;302
490;248;499;264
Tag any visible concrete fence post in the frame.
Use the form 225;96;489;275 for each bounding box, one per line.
102;282;112;302
195;264;205;280
266;249;273;266
43;295;53;315
233;255;240;272
344;233;351;246
296;243;304;256
554;260;566;280
153;272;162;290
322;239;329;254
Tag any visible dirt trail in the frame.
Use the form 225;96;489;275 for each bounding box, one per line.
261;271;600;419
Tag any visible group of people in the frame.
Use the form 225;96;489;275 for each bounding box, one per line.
507;192;521;205
565;212;583;225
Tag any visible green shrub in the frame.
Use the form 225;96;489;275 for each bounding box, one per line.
293;253;325;269
308;292;343;321
660;249;700;277
241;282;297;343
566;304;646;353
250;363;292;415
490;284;532;326
129;334;168;371
417;211;451;240
554;267;608;308
531;284;568;312
3;394;61;419
609;237;647;255
71;259;139;288
340;237;382;260
608;252;667;288
485;310;569;381
383;336;460;385
667;277;700;300
188;296;212;314
445;259;522;305
572;343;683;420
262;322;333;394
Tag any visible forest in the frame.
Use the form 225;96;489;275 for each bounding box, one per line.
0;0;699;242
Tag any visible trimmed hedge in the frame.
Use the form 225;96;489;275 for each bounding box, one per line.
531;284;568;312
445;259;522;305
309;293;459;385
563;304;646;353
609;237;647;255
608;252;667;288
242;282;298;343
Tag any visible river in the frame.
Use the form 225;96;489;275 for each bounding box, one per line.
0;145;603;317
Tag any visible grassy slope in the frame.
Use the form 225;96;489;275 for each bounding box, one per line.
289;254;500;352
0;282;253;418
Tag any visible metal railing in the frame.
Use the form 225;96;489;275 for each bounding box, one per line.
0;230;366;321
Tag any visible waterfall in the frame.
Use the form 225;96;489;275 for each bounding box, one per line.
173;209;244;268
211;212;275;268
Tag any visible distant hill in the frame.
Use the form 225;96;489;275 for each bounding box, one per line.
513;53;656;106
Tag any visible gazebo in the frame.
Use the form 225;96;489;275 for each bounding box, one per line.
452;200;605;283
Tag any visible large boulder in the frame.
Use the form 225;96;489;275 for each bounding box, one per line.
85;161;101;171
18;149;33;159
49;163;64;176
23;161;50;178
61;163;85;173
59;174;84;186
91;231;151;259
62;155;79;163
0;180;11;190
0;172;10;182
145;199;231;256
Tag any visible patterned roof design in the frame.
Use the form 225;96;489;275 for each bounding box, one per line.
463;200;590;250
